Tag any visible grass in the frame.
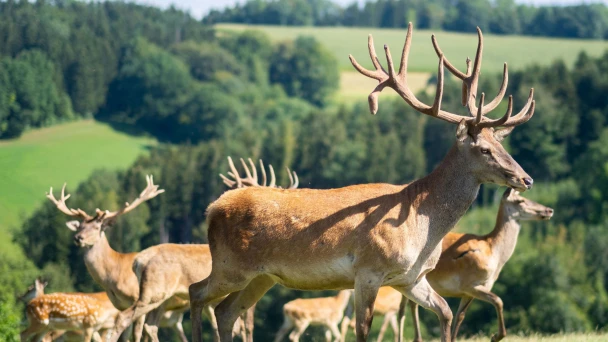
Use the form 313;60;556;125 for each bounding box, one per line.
0;120;155;232
217;24;608;73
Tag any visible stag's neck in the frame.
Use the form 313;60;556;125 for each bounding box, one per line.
486;206;521;266
83;233;123;285
412;145;481;236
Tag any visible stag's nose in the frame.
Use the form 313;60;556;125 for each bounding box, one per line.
523;177;533;189
546;208;554;215
74;235;83;244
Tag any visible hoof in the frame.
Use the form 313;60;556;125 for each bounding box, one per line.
490;333;505;342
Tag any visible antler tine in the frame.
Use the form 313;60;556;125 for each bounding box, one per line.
247;158;258;185
474;93;485;125
220;173;236;188
46;183;92;220
433;28;510;120
499;88;535;126
238;158;259;187
478;95;513;128
259;159;267;186
290;169;299;189
286;167;300;189
268;164;276;188
227;156;242;188
103;175;164;219
351;22;474;124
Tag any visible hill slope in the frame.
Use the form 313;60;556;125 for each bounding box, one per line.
0;120;155;231
216;24;608;73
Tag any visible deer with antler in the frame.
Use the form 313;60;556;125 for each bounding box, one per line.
189;23;536;342
46;175;196;342
400;188;553;342
106;158;299;342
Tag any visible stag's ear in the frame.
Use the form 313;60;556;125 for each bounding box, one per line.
494;127;514;142
65;220;80;231
456;119;468;142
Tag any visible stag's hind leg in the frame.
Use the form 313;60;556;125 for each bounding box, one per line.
394;278;452;342
189;270;253;342
215;275;275;342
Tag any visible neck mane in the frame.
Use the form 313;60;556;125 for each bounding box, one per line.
409;144;481;238
83;232;123;285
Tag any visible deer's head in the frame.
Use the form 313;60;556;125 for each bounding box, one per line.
350;24;535;191
19;278;47;303
46;175;164;248
502;188;554;221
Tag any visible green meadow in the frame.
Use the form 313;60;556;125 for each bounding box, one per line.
0;120;155;231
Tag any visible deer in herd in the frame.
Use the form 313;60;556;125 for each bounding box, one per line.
46;175;193;342
189;22;536;342
400;188;553;342
20;281;120;342
273;290;351;342
340;287;403;342
106;158;299;342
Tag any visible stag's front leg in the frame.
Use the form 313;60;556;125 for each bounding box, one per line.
354;271;382;341
215;275;275;341
394;278;452;342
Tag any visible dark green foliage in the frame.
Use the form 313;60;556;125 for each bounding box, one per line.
269;36;339;107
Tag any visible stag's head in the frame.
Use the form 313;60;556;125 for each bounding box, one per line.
350;24;535;191
502;188;554;221
46;175;164;247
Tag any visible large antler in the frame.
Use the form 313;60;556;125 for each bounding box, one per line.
349;23;535;129
46;184;93;221
101;175;165;220
220;157;299;189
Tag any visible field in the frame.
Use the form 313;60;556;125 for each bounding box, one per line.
0;120;155;231
217;24;608;73
217;24;607;102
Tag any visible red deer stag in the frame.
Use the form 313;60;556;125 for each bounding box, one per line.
107;158;298;342
189;23;536;342
402;188;553;342
46;175;186;342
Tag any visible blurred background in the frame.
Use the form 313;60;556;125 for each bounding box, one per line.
1;0;608;341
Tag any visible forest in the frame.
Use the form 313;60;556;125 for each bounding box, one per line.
1;0;608;341
204;0;608;39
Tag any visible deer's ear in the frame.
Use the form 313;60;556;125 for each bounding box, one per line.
456;119;468;142
65;220;80;231
494;127;514;142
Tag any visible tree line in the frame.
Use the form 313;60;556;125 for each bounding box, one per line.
1;0;608;341
204;0;608;39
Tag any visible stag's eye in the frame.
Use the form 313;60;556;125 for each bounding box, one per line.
480;148;490;154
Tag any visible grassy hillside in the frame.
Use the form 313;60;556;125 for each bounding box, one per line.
216;24;607;73
0;120;155;231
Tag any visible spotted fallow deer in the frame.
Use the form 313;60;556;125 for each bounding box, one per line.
189;22;537;342
46;175;190;342
20;288;120;342
340;287;403;342
401;188;553;342
273;290;351;342
107;159;299;342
